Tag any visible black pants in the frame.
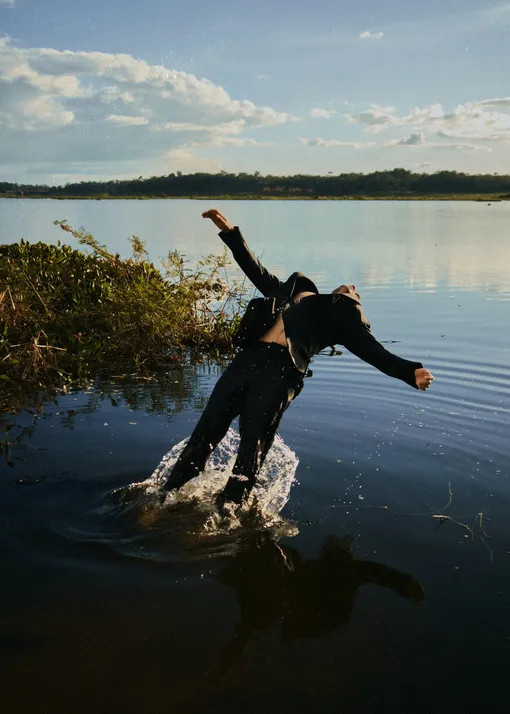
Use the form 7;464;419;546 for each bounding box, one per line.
163;342;304;501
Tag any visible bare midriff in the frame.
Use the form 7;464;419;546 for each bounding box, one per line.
258;291;316;347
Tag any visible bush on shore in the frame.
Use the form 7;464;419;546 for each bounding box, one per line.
0;221;246;409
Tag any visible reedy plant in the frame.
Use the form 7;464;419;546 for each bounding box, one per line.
0;221;248;409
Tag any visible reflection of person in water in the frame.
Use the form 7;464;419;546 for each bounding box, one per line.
208;534;424;681
163;209;434;506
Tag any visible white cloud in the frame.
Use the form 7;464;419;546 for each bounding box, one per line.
4;42;294;126
476;97;510;109
154;119;246;135
434;141;492;153
386;133;491;152
435;102;510;141
106;114;149;126
359;31;384;39
309;108;337;118
345;106;396;130
345;99;510;143
101;86;135;104
202;136;270;147
344;103;444;133
391;133;426;146
0;36;295;129
299;137;376;149
156;121;213;132
1;57;83;97
0;36;295;179
0;84;75;129
0;0;16;6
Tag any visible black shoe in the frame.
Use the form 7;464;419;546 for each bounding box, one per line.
161;471;195;492
217;475;252;507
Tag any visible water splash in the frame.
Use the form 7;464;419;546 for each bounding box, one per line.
113;428;300;543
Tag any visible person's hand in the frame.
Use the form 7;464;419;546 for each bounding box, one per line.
415;367;434;391
202;209;234;232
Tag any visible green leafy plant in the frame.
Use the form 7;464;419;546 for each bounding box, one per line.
0;222;248;410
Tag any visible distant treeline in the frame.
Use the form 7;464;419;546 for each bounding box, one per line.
2;168;510;198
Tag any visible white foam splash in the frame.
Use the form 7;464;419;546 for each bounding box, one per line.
132;427;299;527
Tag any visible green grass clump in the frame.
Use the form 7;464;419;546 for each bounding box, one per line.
0;221;246;407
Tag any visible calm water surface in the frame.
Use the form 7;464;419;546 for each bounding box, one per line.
1;200;510;713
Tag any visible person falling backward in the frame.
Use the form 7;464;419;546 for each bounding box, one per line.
163;209;434;506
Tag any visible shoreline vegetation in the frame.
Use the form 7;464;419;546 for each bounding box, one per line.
0;221;247;413
1;194;507;201
1;168;510;201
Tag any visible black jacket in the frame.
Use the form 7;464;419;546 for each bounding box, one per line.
220;227;423;389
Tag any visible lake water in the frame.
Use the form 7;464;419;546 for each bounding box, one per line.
1;199;510;713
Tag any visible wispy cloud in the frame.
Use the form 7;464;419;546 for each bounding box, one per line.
345;104;444;133
101;87;135;104
153;119;246;134
309;108;337;118
359;30;384;39
476;97;510;109
195;136;271;148
345;99;510;142
0;0;16;7
390;133;426;146
106;114;149;126
386;132;491;152
299;137;375;149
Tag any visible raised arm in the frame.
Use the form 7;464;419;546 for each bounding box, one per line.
343;315;433;391
202;209;282;297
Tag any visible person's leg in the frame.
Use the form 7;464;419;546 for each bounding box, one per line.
163;352;251;490
220;346;304;504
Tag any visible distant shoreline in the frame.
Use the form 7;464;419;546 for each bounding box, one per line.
1;194;507;201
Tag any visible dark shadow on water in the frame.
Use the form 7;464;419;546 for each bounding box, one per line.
207;532;425;687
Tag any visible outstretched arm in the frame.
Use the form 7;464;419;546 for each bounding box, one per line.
343;320;434;390
356;560;425;603
202;209;282;297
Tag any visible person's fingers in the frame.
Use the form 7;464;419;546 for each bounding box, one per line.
416;369;434;390
202;209;230;229
202;209;222;217
416;369;434;387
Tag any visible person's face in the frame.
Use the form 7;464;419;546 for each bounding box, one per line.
333;284;361;301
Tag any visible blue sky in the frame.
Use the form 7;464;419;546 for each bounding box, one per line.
1;0;509;183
